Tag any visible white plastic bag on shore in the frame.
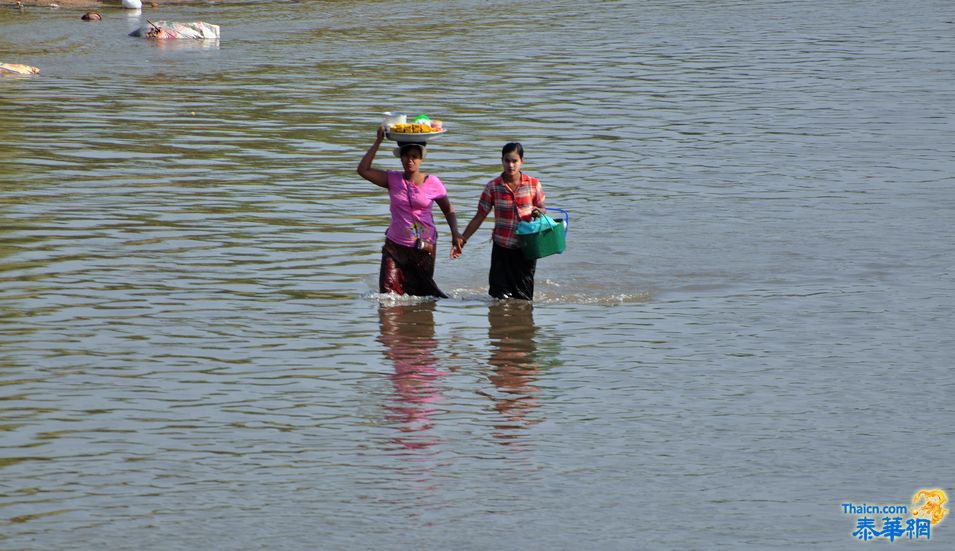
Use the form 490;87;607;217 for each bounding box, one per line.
131;21;220;40
0;63;40;75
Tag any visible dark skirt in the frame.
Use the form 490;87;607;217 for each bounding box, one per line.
380;238;448;298
489;243;537;300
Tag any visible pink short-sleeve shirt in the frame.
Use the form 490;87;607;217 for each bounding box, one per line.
385;171;448;247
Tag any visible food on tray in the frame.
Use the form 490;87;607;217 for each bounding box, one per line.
388;123;443;134
382;112;446;140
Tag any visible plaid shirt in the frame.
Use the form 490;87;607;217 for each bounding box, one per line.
477;172;545;249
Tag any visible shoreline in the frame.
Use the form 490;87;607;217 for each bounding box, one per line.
13;1;199;8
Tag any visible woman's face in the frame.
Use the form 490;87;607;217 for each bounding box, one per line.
501;151;523;176
401;148;423;173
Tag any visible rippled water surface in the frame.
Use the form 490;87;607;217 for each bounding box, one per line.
2;1;954;549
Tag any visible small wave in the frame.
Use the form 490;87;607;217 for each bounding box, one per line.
363;285;651;306
532;290;653;305
364;291;441;306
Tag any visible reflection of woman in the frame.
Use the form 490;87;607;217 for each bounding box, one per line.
377;302;445;447
485;301;541;433
454;142;545;300
358;126;461;297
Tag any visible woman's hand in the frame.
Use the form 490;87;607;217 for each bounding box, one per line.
450;236;465;258
376;124;386;142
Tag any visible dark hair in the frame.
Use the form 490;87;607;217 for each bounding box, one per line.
502;142;524;159
399;143;425;157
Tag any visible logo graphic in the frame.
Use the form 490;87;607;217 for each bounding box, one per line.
913;489;949;524
842;488;948;542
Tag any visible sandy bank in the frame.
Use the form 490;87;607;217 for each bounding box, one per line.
12;1;198;9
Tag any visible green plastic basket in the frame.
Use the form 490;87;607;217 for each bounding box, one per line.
517;209;569;259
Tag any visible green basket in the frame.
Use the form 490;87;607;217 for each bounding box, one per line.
516;209;568;259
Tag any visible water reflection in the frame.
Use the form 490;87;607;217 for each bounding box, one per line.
377;301;445;451
485;301;542;441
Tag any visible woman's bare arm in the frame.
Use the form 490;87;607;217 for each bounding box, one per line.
357;126;389;188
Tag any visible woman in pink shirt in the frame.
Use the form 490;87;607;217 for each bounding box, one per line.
358;126;461;297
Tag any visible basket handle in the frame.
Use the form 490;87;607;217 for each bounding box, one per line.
547;207;569;234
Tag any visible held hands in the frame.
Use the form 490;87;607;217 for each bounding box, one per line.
450;235;465;259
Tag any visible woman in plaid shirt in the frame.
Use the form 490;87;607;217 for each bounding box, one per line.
453;143;545;300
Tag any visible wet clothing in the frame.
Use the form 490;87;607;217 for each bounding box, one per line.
477;172;545;249
477;172;544;300
489;243;536;300
385;171;447;248
380;238;448;298
378;171;449;298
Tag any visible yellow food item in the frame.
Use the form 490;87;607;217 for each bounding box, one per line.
389;123;440;133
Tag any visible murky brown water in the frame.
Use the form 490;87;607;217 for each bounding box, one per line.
2;1;954;548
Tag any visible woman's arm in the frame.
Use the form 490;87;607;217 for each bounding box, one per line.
436;197;461;239
435;196;462;258
452;210;489;258
356;126;389;188
534;178;546;209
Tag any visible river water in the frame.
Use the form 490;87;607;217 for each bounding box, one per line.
2;1;954;549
